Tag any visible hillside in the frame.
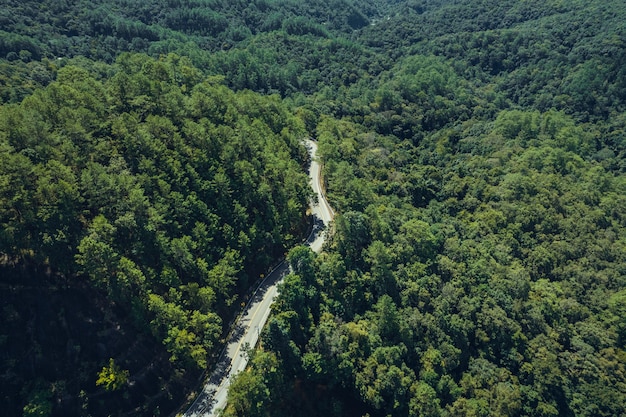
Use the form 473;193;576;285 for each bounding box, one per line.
223;1;626;417
1;0;626;416
0;53;311;416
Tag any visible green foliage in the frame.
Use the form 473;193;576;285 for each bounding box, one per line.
96;358;129;391
3;0;626;416
0;52;310;415
223;350;286;417
22;381;53;417
235;77;626;417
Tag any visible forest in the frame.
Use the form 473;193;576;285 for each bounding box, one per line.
1;0;626;416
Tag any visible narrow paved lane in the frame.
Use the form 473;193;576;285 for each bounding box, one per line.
307;139;334;251
183;139;333;417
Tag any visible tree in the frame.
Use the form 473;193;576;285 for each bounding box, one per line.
287;245;316;284
410;381;442;417
333;211;371;269
96;358;129;391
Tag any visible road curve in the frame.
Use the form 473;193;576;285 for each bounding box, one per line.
183;139;334;417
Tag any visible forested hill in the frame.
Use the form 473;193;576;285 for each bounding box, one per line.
0;53;312;416
1;0;626;416
221;1;626;417
0;0;385;100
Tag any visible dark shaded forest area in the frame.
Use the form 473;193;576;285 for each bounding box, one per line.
1;1;625;416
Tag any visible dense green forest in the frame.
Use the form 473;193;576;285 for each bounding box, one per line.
1;0;626;416
0;53;312;415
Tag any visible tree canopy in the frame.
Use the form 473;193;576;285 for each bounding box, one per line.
2;0;626;416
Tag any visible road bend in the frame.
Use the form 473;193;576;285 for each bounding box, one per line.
183;139;334;417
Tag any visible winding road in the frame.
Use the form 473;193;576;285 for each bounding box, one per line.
183;139;334;417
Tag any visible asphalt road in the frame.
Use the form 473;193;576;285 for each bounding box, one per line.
183;139;334;417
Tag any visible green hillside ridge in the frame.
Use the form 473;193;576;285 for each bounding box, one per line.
0;53;311;416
